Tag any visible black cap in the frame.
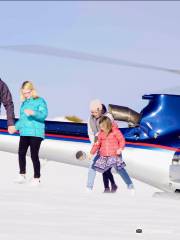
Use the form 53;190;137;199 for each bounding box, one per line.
136;229;142;233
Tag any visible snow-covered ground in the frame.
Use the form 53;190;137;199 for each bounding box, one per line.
0;151;180;240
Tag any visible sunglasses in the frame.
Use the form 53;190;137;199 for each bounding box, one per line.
91;109;101;114
22;90;32;95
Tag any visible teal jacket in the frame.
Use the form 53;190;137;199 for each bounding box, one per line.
15;97;48;139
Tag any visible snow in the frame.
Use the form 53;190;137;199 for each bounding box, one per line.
49;116;86;123
48;116;72;122
0;151;180;240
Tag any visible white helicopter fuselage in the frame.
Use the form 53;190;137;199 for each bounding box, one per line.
0;133;178;193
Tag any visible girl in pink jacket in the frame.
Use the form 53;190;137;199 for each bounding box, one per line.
90;116;134;192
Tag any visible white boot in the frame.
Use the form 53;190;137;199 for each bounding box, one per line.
129;188;135;196
128;184;135;196
14;174;26;184
86;187;93;193
29;178;41;186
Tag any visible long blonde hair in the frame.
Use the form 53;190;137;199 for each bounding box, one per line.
20;81;39;101
99;116;112;135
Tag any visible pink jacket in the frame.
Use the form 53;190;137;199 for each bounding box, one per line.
90;124;125;157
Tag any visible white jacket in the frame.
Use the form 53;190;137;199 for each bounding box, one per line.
87;112;114;144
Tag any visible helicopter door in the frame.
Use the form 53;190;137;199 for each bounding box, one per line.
169;152;180;182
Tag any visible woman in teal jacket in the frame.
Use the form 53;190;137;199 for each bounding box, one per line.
14;81;48;185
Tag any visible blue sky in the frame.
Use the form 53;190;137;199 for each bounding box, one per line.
0;1;180;120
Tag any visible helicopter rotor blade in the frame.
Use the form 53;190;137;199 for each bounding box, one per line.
0;44;180;75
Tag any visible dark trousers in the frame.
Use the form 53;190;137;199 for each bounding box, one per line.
102;168;116;189
18;136;43;178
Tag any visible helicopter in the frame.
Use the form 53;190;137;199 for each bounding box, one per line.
0;45;180;194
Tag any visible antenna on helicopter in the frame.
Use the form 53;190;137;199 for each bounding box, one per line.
0;44;180;75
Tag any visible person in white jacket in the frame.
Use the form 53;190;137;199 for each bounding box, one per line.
87;99;118;193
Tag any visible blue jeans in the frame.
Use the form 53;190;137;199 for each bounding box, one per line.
86;154;99;189
116;167;134;189
87;155;133;189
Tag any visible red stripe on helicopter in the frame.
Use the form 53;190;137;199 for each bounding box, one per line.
0;128;179;152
